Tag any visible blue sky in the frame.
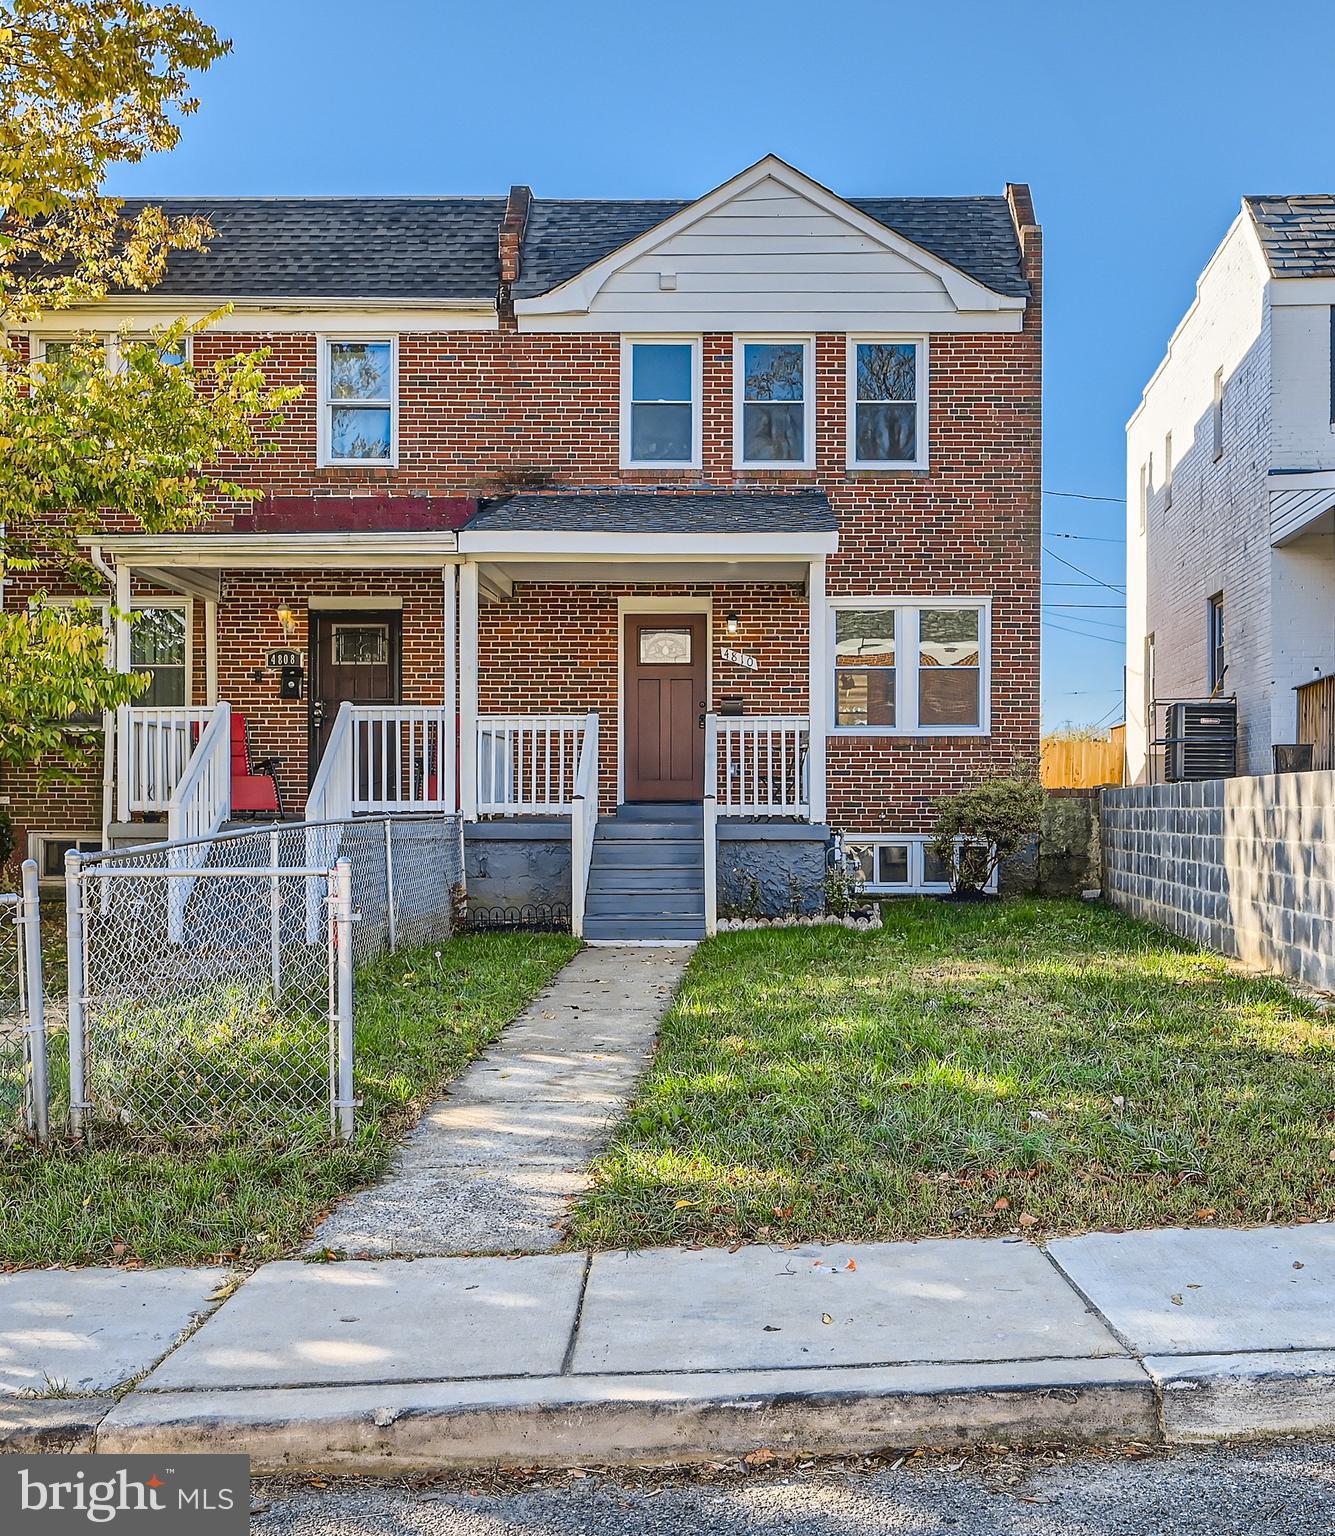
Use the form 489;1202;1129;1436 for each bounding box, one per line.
102;0;1335;729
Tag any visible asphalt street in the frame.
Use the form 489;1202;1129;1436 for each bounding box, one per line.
252;1440;1335;1535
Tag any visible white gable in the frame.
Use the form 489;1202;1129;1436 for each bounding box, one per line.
515;159;1025;335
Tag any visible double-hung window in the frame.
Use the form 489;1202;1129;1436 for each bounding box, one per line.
849;339;926;468
621;339;699;467
735;338;813;468
130;607;188;707
320;338;397;465
832;600;988;734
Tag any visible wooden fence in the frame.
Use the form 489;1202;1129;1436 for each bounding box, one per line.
1297;676;1335;771
1041;725;1125;789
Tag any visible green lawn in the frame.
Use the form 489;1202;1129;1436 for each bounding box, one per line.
0;932;577;1267
568;899;1335;1247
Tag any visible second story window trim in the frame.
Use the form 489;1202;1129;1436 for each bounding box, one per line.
846;336;929;471
620;337;702;470
318;335;398;469
733;336;815;471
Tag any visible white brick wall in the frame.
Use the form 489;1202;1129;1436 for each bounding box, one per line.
1126;214;1273;777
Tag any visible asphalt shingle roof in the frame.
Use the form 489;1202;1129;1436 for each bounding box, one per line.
466;491;837;535
88;187;1026;303
1246;195;1335;277
108;197;507;300
515;195;1027;299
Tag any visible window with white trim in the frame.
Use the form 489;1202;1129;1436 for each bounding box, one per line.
735;338;813;467
130;607;188;706
38;333;188;381
29;832;102;884
848;339;926;468
621;339;698;467
832;601;988;734
320;338;397;465
845;835;997;894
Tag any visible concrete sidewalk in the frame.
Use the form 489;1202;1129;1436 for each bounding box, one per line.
309;945;692;1257
5;1223;1333;1468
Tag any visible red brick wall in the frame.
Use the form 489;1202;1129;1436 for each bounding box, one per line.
7;217;1040;844
479;582;808;814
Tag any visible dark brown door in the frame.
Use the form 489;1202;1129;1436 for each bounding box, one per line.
624;614;706;802
309;611;400;781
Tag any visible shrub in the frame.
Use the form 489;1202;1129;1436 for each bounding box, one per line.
929;771;1045;895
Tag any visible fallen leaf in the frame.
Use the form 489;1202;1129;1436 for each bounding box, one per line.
821;1313;833;1325
743;1449;776;1468
1017;1213;1040;1229
1294;1261;1305;1270
772;1206;794;1220
1194;1208;1217;1221
673;1199;697;1209
762;1325;782;1332
1170;1294;1183;1306
994;1197;1010;1212
845;1259;857;1271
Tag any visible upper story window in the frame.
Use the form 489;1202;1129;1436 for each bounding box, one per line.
319;337;397;466
734;338;813;468
1207;592;1225;692
849;339;927;469
1163;431;1173;510
832;599;988;735
38;333;187;382
1212;369;1225;461
621;339;699;468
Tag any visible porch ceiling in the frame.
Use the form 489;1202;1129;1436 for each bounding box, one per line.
86;531;461;572
477;556;816;591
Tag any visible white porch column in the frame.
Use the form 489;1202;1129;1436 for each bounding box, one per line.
806;556;828;824
204;597;219;706
442;564;458;812
113;561;132;824
458;560;479;821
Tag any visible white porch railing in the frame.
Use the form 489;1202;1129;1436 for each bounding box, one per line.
164;701;233;942
115;705;216;822
569;714;600;938
475;715;592;815
712;714;811;817
350;706;454;813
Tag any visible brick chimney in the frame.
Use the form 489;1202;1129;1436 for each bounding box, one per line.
497;184;532;331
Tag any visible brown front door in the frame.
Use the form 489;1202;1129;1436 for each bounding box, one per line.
623;614;706;802
309;611;400;780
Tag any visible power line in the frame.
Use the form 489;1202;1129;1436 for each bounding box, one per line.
1043;619;1125;646
1043;546;1126;594
1043;602;1125;609
1046;530;1126;544
1044;489;1126;504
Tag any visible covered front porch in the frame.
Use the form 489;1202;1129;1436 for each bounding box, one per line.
91;495;838;937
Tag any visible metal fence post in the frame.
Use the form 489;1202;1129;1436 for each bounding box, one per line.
383;817;397;954
269;827;282;1000
18;860;49;1144
331;858;355;1140
64;850;87;1138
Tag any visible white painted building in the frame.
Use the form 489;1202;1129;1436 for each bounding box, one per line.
1126;196;1335;781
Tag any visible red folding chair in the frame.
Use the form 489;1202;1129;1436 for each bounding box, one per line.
230;713;284;817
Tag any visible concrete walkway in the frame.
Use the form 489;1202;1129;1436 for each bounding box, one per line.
7;1223;1334;1466
310;945;693;1256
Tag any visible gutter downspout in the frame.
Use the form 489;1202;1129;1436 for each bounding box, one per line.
88;544;119;847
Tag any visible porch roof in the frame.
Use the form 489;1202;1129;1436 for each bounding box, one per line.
464;490;837;535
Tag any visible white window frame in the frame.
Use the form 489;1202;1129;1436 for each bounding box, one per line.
28;830;102;886
318;334;399;468
733;335;815;471
845;336;929;471
34;332;191;372
42;594;193;705
846;834;998;895
620;336;702;470
829;595;991;737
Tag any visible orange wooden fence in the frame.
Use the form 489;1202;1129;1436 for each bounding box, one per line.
1041;725;1125;789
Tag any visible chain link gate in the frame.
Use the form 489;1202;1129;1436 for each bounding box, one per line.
64;814;461;1143
0;861;50;1144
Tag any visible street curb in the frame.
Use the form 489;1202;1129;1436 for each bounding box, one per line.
0;1397;116;1454
1148;1351;1335;1442
95;1359;1157;1471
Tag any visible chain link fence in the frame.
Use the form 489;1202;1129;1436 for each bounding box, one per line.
1;862;51;1144
67;814;462;1143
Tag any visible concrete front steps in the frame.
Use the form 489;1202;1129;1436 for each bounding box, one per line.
583;802;705;942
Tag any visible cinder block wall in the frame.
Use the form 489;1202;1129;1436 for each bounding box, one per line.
1101;772;1335;992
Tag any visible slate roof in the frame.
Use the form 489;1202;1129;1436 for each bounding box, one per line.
85;187;1026;303
106;197;507;300
1246;195;1335;277
466;491;837;535
515;195;1028;299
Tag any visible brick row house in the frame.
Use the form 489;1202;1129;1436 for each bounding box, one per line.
5;156;1041;939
